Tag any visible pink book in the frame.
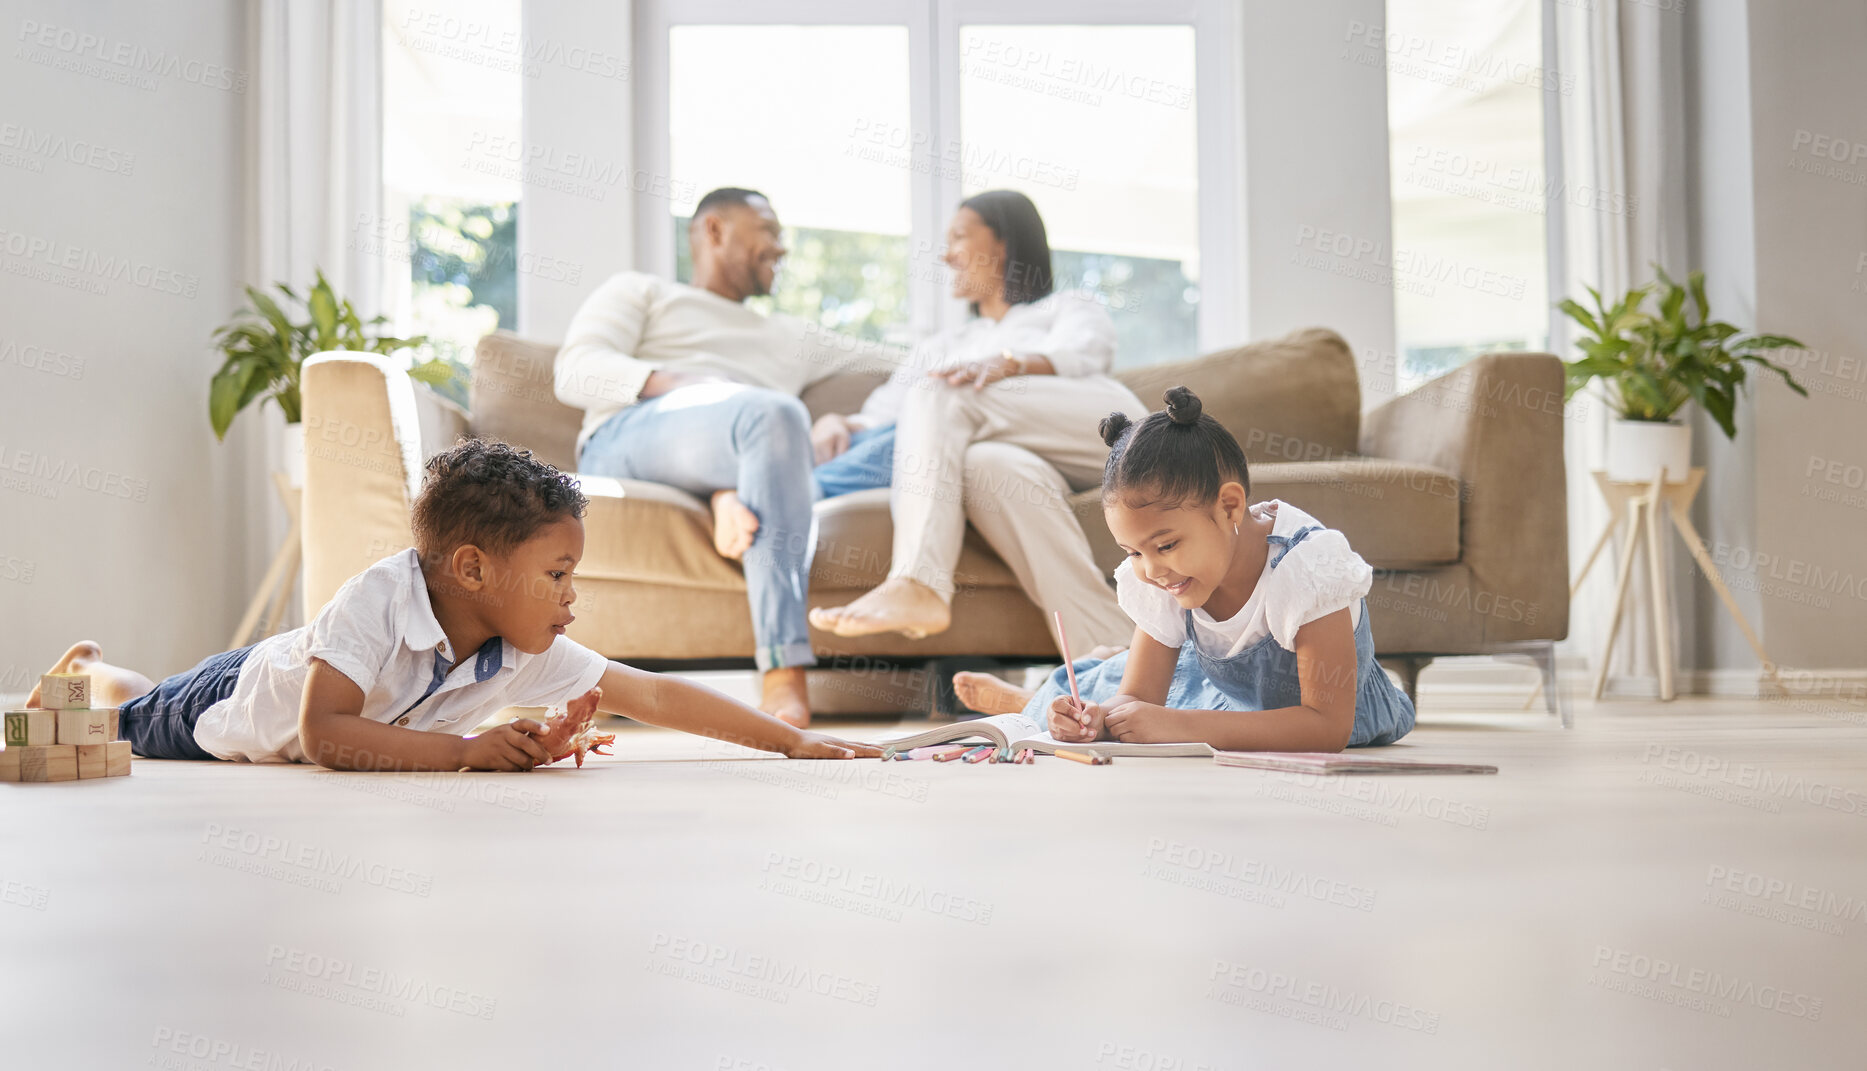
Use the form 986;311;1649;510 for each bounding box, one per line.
1214;751;1497;775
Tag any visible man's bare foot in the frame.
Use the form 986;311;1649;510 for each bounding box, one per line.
710;489;759;560
808;578;952;639
952;671;1034;715
29;641;156;708
761;666;812;729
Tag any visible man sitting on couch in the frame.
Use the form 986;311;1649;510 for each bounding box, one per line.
553;187;884;727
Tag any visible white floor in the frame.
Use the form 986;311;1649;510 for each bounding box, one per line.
6;691;1866;1069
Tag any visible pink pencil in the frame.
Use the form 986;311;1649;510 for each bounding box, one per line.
1054;610;1083;724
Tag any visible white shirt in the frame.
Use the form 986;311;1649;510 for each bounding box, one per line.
854;290;1117;429
1115;501;1371;658
191;550;611;763
554;271;897;453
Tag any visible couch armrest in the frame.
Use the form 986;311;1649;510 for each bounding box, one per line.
1359;353;1570;640
301;353;431;616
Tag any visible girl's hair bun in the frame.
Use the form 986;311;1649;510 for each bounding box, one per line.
1163;386;1203;426
1098;411;1133;447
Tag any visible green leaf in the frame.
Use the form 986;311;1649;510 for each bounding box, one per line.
1701;386;1737;439
208;361;260;440
1687;271;1709;322
407;356;459;388
309;284;339;350
245;287;296;343
1558;298;1602;336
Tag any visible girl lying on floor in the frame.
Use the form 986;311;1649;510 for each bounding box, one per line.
954;386;1414;752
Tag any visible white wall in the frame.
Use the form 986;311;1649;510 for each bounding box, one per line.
1680;0;1867;682
1240;0;1399;405
518;0;635;336
0;0;254;696
1742;0;1867;672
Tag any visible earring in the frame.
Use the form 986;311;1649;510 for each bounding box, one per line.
1233;524;1239;535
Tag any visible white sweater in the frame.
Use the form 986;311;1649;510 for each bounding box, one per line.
553;272;894;452
853;290;1118;429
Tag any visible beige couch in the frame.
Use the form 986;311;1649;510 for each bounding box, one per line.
301;328;1569;700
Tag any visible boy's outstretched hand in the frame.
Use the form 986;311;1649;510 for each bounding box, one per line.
459;720;553;771
1048;694;1106;743
533;687;602;755
783;731;884;759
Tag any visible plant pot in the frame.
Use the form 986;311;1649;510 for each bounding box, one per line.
1606;418;1691;483
282;422;305;489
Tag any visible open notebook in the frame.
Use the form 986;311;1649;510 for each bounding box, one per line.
886;711;1216;758
1214;751;1498;775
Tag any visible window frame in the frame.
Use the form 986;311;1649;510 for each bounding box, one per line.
632;0;1244;355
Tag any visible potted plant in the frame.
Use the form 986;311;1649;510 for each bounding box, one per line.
1560;267;1808;482
209;271;456;485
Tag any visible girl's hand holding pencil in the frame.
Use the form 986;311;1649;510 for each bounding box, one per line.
1047;609;1104;742
1047;694;1105;742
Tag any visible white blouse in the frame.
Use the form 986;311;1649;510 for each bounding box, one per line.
1114;501;1372;658
853;289;1117;429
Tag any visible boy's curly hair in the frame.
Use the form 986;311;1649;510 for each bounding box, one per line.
411;438;587;563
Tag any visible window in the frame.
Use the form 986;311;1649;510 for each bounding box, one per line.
380;0;523;382
1384;0;1551;392
958;25;1200;367
667;25;912;344
636;1;1238;367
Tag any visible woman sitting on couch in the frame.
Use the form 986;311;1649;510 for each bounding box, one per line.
807;190;1141;650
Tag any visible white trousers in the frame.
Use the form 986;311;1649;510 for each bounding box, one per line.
887;374;1144;651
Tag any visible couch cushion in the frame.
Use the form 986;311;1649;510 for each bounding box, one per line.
809;489;1024;593
1115;327;1361;465
572;475;745;590
471;332;583;471
573;482;1025;593
801;371;889;424
1252;459;1462;567
1070;458;1461;574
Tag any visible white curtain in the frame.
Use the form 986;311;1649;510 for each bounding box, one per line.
242;0;384;620
1552;0;1689;691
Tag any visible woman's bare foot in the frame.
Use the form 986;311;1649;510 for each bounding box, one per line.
952;671;1034;715
29;641;156;708
761;667;812;729
808;578;952;639
710;489;760;560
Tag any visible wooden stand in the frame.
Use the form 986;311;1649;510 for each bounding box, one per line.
1572;467;1784;700
229;472;303;650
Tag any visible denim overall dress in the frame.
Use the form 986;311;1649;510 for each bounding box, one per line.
1021;525;1416;747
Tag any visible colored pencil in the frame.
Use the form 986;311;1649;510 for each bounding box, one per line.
1053;610;1081;707
1053;748;1111;766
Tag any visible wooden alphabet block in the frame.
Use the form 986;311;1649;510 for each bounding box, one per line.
4;709;57;747
39;673;90;709
0;747;19;782
56;708;112;746
18;744;78;782
76;743;108;779
106;740;132;777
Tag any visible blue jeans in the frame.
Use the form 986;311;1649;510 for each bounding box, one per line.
579;383;817;671
119;644;255;760
812;425;896;498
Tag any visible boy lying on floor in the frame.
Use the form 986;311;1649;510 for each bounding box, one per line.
30;439;880;770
